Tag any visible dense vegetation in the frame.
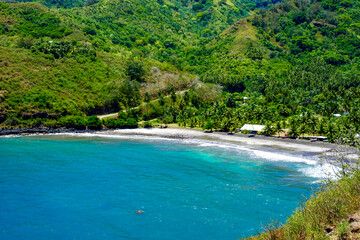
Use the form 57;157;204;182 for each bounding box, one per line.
6;0;89;8
0;0;359;142
1;0;360;238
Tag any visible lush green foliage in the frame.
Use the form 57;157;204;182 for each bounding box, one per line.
14;0;86;8
0;0;360;141
1;1;360;239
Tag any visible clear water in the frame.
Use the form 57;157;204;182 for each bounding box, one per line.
0;134;322;240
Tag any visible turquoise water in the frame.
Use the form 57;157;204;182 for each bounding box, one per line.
0;134;321;239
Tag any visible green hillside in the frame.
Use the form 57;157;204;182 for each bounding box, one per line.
1;0;360;238
0;0;360;141
0;0;251;128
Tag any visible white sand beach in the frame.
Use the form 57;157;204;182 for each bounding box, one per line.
101;127;335;154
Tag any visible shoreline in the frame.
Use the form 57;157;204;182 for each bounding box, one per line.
1;126;356;159
104;127;336;155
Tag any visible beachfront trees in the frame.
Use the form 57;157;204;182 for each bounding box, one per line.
288;123;299;138
263;122;275;136
274;121;283;137
203;120;214;132
298;124;307;139
220;118;233;132
86;115;102;130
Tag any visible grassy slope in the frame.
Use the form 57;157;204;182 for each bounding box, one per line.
247;169;360;239
0;1;196;121
0;44;191;115
1;47;119;116
0;0;253;122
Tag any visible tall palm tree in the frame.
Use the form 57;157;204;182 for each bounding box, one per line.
274;121;283;137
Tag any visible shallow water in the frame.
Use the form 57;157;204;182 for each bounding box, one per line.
0;134;322;239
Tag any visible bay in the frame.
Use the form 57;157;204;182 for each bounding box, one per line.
0;134;321;239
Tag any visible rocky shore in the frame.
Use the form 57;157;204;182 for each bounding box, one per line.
0;127;99;136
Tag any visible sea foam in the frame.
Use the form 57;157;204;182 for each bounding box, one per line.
28;131;330;179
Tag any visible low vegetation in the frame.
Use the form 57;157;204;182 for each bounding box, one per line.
247;162;360;239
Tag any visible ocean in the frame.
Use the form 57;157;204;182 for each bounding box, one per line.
0;133;328;239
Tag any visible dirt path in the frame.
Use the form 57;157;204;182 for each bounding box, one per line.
98;113;118;119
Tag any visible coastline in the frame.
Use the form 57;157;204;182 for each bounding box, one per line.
1;126;354;159
102;127;336;155
0;127;104;136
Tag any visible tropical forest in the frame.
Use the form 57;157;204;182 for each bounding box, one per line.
0;0;359;141
1;0;360;238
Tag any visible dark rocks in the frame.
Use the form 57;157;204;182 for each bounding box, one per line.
327;211;360;239
325;226;334;233
0;127;101;136
348;213;360;223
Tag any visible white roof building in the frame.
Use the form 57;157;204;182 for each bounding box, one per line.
240;124;265;132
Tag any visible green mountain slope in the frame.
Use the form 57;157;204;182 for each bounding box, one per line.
0;0;253;116
7;0;88;8
195;0;360;126
0;0;360;139
1;0;360;238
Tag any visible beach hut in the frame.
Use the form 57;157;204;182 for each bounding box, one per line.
240;124;265;134
309;136;328;142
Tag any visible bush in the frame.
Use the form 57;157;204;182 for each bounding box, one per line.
203;120;214;131
17;36;34;49
142;121;152;128
192;3;204;11
86;115;102;130
44;119;58;128
102;117;138;129
83;26;96;35
118;111;127;119
58;115;86;129
103;118;126;128
125;118;138;128
84;0;99;6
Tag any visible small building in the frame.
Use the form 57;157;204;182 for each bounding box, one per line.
240;124;265;134
309;136;328;142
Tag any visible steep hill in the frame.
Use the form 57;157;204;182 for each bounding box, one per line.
0;0;360;140
196;0;360;127
1;0;360;238
0;0;249;127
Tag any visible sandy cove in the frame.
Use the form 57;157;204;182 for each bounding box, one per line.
99;127;338;155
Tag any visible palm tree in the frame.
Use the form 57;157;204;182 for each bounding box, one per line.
298;124;307;139
263;122;274;136
306;113;318;135
203;121;214;132
288;123;299;138
274;121;283;137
